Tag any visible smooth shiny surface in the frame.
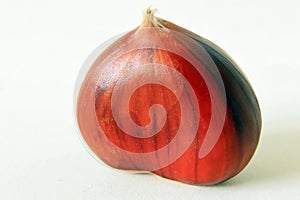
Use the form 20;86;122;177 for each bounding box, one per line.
76;13;261;185
1;0;300;199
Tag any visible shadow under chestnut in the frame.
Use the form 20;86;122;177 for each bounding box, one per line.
220;124;300;186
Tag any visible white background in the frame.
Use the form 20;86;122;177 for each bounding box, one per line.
1;0;300;199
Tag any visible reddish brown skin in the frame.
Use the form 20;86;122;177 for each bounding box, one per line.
77;17;261;185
